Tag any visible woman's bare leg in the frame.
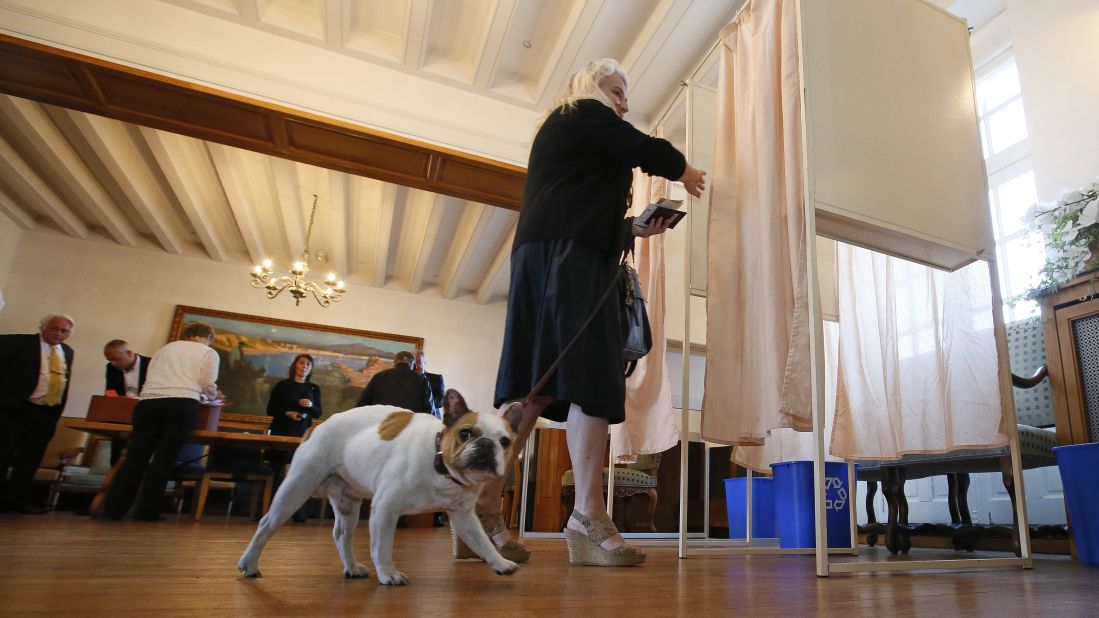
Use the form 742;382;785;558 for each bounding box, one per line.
563;404;628;551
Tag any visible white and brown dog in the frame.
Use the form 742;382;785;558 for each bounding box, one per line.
238;395;522;585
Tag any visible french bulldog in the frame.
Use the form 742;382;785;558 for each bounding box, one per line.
238;395;523;585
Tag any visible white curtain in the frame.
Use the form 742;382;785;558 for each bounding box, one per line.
614;167;678;459
830;244;1007;460
732;320;842;473
702;0;812;447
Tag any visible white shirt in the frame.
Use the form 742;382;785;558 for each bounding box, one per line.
140;340;219;402
121;356;142;397
29;335;66;405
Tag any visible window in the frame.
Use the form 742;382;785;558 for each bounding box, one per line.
975;53;1040;321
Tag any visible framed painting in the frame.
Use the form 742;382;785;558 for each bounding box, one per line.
169;305;423;417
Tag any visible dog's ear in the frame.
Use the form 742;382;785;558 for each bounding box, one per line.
501;401;523;435
442;389;470;427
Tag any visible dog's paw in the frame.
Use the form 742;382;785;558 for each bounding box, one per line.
238;563;261;578
344;563;371;579
377;569;409;586
492;559;519;576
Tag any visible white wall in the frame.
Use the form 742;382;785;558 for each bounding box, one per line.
1006;0;1099;199
0;210;23;294
0;232;507;419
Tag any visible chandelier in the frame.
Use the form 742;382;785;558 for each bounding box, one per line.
250;194;346;307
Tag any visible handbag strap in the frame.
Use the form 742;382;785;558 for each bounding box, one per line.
521;248;631;407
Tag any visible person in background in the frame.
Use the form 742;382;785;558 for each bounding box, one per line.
487;58;705;566
265;353;323;522
0;314;76;514
101;322;220;521
103;339;151;464
355;350;433;414
413;351;445;418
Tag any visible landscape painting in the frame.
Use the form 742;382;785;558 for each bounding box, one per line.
169;305;423;417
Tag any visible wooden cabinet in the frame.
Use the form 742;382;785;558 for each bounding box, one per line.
1041;274;1099;445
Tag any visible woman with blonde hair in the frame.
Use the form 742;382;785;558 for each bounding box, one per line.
477;58;705;566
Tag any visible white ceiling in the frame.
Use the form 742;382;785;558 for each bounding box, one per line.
0;0;745;306
0;0;1004;306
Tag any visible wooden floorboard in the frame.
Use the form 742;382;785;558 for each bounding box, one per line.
0;512;1095;616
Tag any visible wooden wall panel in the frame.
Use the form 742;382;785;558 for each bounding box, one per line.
283;118;432;183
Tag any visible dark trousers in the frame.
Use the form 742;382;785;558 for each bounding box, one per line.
0;401;62;507
102;398;197;519
265;437;309;519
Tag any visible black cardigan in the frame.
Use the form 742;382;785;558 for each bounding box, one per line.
514;98;687;255
266;379;323;437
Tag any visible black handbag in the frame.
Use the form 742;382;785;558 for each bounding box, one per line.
620;255;652;377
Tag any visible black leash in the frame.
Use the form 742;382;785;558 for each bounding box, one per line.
521;249;632;407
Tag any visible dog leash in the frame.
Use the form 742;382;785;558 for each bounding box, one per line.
520;248;632;408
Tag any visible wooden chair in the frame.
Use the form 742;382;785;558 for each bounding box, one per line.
46;430;110;509
859;318;1057;554
33;418;90;490
193;442;274;522
560;453;661;533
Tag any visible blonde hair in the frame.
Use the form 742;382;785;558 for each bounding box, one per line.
541;58;627;125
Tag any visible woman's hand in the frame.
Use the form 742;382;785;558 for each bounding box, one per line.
297;398;313;408
678;164;706;197
285;411;303;421
632;217;673;238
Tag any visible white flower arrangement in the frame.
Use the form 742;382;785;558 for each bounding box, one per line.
1022;178;1099;300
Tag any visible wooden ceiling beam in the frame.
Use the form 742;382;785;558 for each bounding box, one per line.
0;185;36;230
0;95;139;247
373;184;399;288
439;202;491;299
409;193;450;294
139;127;232;262
0;33;525;212
0;133;86;238
475;227;513;305
63;110;187;255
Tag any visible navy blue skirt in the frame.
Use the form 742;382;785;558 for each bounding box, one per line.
494;238;625;424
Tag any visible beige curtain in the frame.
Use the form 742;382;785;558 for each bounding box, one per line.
614;167;678;458
702;0;812;447
830;244;1007;460
732;321;842;473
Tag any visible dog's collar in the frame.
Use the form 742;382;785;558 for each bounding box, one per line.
434;431;467;486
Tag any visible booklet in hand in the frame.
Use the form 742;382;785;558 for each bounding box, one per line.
636;199;686;229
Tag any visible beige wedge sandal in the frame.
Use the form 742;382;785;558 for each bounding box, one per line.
563;509;646;567
452;512;531;563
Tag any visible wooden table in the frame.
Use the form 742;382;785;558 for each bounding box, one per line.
67;419;302;518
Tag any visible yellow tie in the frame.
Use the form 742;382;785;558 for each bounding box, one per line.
45;346;65;406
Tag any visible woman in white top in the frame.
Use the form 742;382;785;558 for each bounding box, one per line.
103;322;220;521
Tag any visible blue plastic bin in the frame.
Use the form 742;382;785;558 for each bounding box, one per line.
1053;442;1099;567
770;461;853;549
724;477;777;539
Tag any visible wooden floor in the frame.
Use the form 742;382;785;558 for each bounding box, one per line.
1;512;1095;616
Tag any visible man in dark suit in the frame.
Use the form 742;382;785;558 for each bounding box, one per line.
356;350;433;414
104;339;150;398
414;351;446;418
0;314;76;514
103;339;151;464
